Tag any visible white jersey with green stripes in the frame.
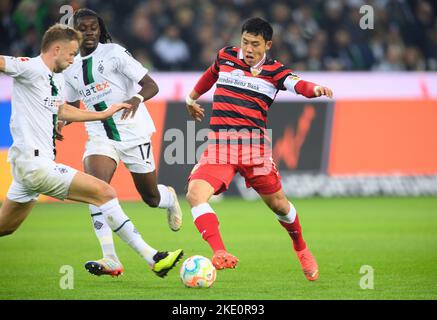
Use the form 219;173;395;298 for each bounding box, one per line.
63;43;156;145
3;55;64;161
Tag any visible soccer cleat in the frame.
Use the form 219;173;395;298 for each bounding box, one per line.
167;186;183;231
212;250;239;270
85;258;124;277
152;249;184;278
295;247;319;281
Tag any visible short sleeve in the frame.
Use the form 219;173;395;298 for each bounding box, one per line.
114;45;148;83
211;53;220;75
57;76;67;104
3;56;38;80
273;66;300;91
64;77;80;102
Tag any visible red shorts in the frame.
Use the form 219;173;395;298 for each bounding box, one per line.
188;149;282;195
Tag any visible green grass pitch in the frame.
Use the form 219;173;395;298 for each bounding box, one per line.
0;197;436;300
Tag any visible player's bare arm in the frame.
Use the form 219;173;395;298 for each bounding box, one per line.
186;90;205;122
121;74;159;120
185;63;219;122
0;56;5;72
185;60;219;121
58;102;132;122
56;100;82;141
68;100;81;108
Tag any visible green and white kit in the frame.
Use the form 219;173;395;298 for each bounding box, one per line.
64;43;156;173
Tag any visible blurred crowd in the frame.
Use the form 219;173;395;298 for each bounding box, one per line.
1;0;436;71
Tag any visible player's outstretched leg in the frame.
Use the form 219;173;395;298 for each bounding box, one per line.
261;190;318;281
194;207;238;270
83;155;122;276
277;206;318;281
186;179;238;270
85;204;122;277
132;172;183;232
98;198;183;278
67;171;183;278
0;197;35;237
84;247;183;279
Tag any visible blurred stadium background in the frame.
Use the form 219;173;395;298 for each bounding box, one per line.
1;0;437;71
0;0;436;300
1;0;437;200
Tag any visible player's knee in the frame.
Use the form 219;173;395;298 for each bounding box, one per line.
186;189;201;206
96;183;117;203
267;197;289;215
186;182;212;206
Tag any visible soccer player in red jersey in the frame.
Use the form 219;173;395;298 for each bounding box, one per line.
185;18;333;281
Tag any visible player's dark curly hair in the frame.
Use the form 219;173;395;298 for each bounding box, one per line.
241;17;273;42
73;8;112;43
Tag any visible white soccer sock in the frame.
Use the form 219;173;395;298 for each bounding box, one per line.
89;204;119;262
99;198;157;266
191;203;215;220
275;202;297;224
157;184;175;209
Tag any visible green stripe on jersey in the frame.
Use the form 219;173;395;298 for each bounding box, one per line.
82;57;95;85
49;75;58;96
52;114;58;157
94;101;121;141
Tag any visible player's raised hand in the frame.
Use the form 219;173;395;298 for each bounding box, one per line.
314;86;334;98
121;96;142;120
187;102;205;122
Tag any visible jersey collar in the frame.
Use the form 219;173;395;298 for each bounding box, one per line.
80;43;102;60
238;47;266;76
38;55;54;75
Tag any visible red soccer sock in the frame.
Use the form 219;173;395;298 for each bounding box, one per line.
194;213;226;252
279;214;307;251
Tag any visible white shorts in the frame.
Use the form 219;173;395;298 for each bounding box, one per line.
83;136;156;174
7;155;77;203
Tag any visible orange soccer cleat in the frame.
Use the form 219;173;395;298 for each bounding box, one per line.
295;247;319;281
212;250;239;270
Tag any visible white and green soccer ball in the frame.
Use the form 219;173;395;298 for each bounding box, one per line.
180;255;217;288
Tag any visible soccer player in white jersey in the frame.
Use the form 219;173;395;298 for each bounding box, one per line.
62;9;183;277
0;24;183;278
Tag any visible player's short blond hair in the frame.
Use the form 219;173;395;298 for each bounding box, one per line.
41;23;82;53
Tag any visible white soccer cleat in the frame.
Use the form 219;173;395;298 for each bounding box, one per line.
167;186;183;231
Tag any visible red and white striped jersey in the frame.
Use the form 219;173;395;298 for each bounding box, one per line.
201;46;302;164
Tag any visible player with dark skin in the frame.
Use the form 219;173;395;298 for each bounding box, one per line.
64;15;162;207
60;9;182;276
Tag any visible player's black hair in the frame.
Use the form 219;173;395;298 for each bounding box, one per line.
73;8;112;43
241;17;273;42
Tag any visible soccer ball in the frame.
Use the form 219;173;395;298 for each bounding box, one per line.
180;255;217;288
